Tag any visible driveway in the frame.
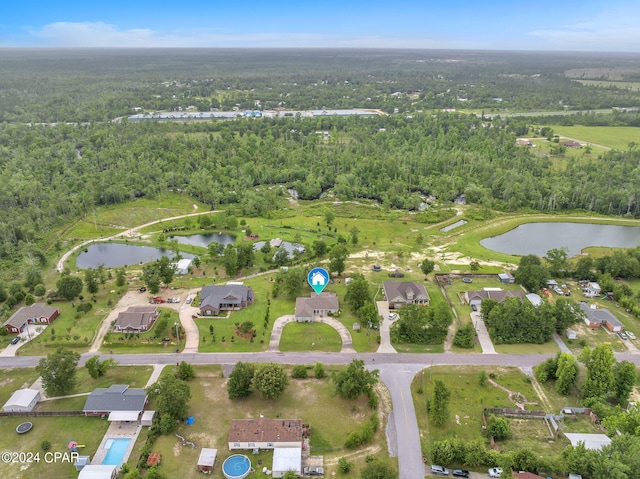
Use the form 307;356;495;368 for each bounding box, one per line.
376;301;397;354
267;315;355;352
471;311;496;354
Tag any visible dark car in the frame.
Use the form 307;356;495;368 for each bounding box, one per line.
10;336;21;345
452;469;470;478
303;466;324;476
139;287;147;292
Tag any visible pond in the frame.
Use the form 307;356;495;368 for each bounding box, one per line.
76;243;193;269
169;233;236;248
480;222;640;257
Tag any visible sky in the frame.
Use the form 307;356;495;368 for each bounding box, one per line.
1;0;639;51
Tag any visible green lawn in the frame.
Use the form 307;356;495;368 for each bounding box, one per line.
0;416;109;479
279;322;342;352
132;365;392;479
0;368;41;404
553;125;640;151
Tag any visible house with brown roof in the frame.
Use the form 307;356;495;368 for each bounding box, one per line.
3;303;59;334
560;140;582;149
383;281;430;309
295;292;339;322
228;418;304;450
464;289;525;311
114;306;159;332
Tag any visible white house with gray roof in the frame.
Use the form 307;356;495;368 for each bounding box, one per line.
199;284;254;315
295;292;339;322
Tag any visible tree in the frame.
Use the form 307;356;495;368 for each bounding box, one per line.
236;241;255;270
345;275;372;313
24;293;35;306
360;460;397;479
115;268;126;287
545;247;569;277
56;274;83;301
574;256;595;281
34;283;46;297
252;363;289;399
85;355;117;378
329;244;349;276
142;257;175;293
419;259;435;277
470;260;480;272
273;247;289;267
312;240;328;257
338;457;352;473
555;352;578;395
84;268;99;294
431;379;450;426
276;267;306;297
36;347;80;396
350;226;359;245
514;255;549;293
176;361;196;381
554;298;581;333
332;359;379;399
283;472;297;479
580;344;615;400
324;209;335;228
147;374;191;425
486;417;510;440
227;362;255;399
612;360;637;404
223;244;239;276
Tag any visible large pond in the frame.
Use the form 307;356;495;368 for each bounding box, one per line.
481;222;640;257
169;233;236;248
76;243;193;269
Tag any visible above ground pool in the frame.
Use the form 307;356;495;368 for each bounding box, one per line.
102;438;131;466
222;454;251;479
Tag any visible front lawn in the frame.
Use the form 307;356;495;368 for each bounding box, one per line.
279;322;342;352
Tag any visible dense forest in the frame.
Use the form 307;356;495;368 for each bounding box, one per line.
2;49;640;280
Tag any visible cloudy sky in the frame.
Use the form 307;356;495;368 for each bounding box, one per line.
1;0;639;51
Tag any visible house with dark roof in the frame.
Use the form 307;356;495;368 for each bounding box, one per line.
383;281;430;309
560;140;582;149
578;302;624;332
199;284;254;315
114;306;159;332
83;384;148;417
295;292;339;322
3;303;59;334
464;289;525;311
228;418;304;450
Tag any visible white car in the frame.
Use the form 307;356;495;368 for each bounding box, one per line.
488;468;503;478
626;331;636;340
389;313;398;320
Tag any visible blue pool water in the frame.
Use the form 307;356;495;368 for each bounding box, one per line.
102;438;131;466
222;454;251;479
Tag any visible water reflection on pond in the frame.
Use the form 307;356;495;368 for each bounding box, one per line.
76;243;193;268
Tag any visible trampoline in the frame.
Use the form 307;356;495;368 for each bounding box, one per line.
16;422;33;434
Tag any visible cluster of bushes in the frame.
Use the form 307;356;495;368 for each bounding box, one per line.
453;324;475;348
344;413;379;448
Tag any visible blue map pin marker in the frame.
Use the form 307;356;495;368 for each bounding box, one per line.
307;267;330;295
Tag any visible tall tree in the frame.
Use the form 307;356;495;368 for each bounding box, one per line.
252;362;289;399
580;344;615;400
612;360;637;404
545;247;569;277
555;352;578;395
84;268;99;294
227;362;255;399
36;347;80;396
431;379;451;427
329;244;349;276
56;274;83;301
514;254;549;293
332;359;379;399
147;374;191;426
345;275;372;313
85;355;117;378
419;259;435;277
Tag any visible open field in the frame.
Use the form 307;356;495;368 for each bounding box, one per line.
553;125;640;150
0;368;40;404
279;322;342;352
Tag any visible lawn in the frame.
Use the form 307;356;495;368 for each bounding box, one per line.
0;416;109;479
0;368;41;404
498;416;569;456
553;125;640;151
279;321;342;352
130;365;393;479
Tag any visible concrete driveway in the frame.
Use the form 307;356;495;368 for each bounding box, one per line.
267;315;356;352
376;300;397;353
471;311;496;354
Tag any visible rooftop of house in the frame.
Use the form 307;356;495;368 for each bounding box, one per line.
4;303;58;328
83;384;147;412
200;284;254;308
228;418;303;444
382;281;429;301
295;292;339;317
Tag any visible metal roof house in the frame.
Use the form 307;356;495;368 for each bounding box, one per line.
3;303;59;334
83;385;148;417
199;284;254;315
2;388;41;412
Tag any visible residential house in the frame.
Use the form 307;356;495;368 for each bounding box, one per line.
516;138;533;146
228;418;304;450
113;306;159;332
464;289;525;311
197;448;218;473
498;272;515;284
383;281;430;309
199;284;254;315
2;388;40;412
560;140;582;149
583;282;601;298
3;303;59;334
295;292;339;322
578;302;624;331
83;385;148;420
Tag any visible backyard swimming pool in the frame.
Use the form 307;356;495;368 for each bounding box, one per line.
102;438;131;466
222;454;251;479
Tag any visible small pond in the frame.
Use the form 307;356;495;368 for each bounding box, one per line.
76;243;193;269
481;222;640;257
169;233;236;248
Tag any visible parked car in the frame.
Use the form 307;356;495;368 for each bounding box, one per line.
303;466;324;476
618;331;628;340
488;468;503;478
452;469;470;478
186;297;192;304
139;287;147;293
626;331;636;340
430;465;449;476
10;336;21;345
389;313;398;320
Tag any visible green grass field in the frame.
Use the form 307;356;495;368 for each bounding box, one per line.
553;126;640;150
0;368;41;404
279;322;342;352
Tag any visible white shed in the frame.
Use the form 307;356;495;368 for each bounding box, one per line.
141;410;156;426
2;388;40;412
173;258;193;275
197;448;218;473
272;447;302;478
78;465;117;479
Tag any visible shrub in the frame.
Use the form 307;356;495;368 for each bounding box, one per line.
338;457;352;473
41;440;51;451
314;362;325;379
453;324;475;348
291;365;308;378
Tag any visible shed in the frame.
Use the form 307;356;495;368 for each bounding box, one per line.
141;410;156;426
197;448;218;472
525;293;543;307
498;272;515;284
2;388;40;412
74;455;91;471
566;330;577;340
77;465;117;479
272;447;302;478
173;258;193;275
